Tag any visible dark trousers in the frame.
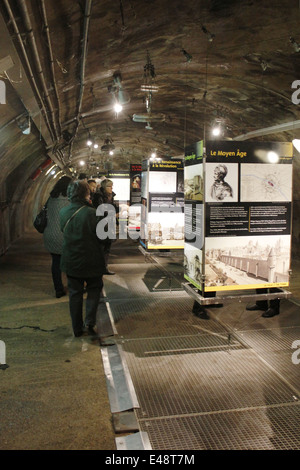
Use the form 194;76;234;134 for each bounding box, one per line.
50;253;64;294
256;288;280;312
67;275;103;335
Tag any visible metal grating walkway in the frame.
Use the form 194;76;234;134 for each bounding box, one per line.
102;240;300;450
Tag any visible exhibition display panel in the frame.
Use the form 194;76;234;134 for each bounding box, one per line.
184;140;293;295
140;158;184;250
107;170;131;226
128;164;142;231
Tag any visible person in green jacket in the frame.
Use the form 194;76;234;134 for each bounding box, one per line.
59;180;108;337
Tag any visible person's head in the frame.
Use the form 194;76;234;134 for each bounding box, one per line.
101;178;113;194
78;173;87;181
213;164;228;181
50;176;72;198
88;179;97;193
67;180;90;203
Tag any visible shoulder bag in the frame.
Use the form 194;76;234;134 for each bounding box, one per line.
33;199;49;233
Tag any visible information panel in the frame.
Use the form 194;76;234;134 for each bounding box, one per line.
107;170;130;223
128;164;142;230
184;141;293;293
184;141;205;289
140;158;184;250
107;170;130;203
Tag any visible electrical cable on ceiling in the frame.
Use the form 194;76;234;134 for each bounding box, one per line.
119;0;125;28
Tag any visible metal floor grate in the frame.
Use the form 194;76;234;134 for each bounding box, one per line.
104;240;300;450
239;326;300;352
138;403;300;450
120;346;298;420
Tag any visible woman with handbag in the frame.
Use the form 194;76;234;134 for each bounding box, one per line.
59;180;107;337
43;176;72;298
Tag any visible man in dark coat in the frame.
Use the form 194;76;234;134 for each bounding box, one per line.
59;180;107;337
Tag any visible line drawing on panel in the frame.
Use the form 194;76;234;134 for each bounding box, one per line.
204;235;290;287
205;163;238;203
240;163;292;202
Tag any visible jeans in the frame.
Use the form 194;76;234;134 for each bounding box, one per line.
50;253;64;294
67;275;103;335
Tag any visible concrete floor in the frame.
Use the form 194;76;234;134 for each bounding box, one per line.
0;231;116;450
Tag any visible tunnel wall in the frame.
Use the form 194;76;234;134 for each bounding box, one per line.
0;171;59;256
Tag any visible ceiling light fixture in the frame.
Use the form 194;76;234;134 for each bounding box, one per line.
211;119;223;137
86;131;93;146
108;72;130;114
18;115;31;135
101;136;115;152
114;102;123;114
201;25;215;42
113;72;130;105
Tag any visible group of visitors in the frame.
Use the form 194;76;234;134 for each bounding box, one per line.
41;173;281;338
42;175;118;338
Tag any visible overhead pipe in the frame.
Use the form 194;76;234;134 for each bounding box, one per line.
40;0;62;136
78;0;93;119
2;0;55;143
17;0;60;141
232;120;300;141
67;0;93;161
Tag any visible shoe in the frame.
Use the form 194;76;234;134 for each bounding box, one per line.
74;330;84;337
192;303;201;314
87;326;98;336
246;303;267;311
262;308;279;318
192;304;210;319
104;270;115;275
194;310;210;320
56;291;66;298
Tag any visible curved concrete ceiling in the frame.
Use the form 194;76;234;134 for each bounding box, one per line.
1;0;300;251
